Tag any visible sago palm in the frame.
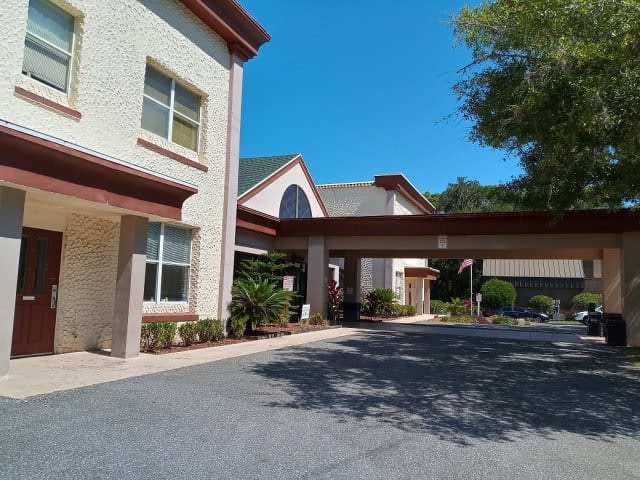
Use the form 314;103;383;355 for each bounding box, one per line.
230;278;293;331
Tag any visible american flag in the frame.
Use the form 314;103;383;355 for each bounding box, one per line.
458;259;473;274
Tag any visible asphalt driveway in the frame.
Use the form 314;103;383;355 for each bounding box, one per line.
1;330;639;479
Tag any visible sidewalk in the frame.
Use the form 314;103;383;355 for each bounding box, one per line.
0;327;361;399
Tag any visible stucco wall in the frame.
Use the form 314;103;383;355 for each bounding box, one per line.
241;164;325;218
55;214;119;352
1;0;234;320
319;186;387;217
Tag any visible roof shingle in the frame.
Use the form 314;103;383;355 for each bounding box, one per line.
238;154;298;196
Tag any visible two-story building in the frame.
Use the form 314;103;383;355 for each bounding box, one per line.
0;0;269;375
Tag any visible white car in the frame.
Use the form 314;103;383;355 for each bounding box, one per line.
574;305;603;324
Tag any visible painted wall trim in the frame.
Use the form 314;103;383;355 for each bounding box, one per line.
142;313;199;323
137;138;208;172
14;86;82;120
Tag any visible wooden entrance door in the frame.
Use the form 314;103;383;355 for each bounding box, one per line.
11;227;62;357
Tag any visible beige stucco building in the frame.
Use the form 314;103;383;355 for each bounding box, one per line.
318;176;438;314
0;0;269;374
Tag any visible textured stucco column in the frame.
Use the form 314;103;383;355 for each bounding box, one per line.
416;277;425;315
622;233;640;346
306;236;328;318
218;53;245;320
112;216;148;358
602;248;622;313
343;255;361;321
424;280;431;316
0;187;25;377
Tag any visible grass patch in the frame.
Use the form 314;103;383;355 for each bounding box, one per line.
440;315;476;324
625;347;640;368
490;315;518;326
548;320;582;326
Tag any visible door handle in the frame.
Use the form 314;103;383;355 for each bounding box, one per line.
50;285;58;309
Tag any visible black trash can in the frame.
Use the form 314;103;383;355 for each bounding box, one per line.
603;313;627;346
587;315;602;337
342;302;361;322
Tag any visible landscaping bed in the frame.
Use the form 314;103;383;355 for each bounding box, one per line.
148;337;251;355
249;323;341;339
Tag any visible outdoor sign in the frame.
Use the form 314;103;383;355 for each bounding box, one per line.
475;293;482;303
437;235;448;249
282;275;295;292
301;304;311;320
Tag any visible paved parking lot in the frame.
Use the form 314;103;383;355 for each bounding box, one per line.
1;330;639;479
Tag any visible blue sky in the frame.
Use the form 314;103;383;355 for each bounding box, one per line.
238;0;522;194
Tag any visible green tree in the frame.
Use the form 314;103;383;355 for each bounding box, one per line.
480;278;516;309
430;259;482;302
426;177;514;213
453;0;639;210
229;278;294;331
238;252;293;285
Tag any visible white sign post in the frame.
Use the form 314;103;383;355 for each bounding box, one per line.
282;275;294;292
301;304;311;320
475;293;482;318
437;235;448;249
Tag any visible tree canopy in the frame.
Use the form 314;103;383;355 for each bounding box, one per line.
425;177;514;213
453;0;640;210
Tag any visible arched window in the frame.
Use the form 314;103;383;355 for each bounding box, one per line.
279;184;312;218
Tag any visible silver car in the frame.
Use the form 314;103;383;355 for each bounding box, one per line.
574;305;603;324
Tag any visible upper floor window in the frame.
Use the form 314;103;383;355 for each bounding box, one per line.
279;184;312;218
141;66;201;151
144;223;192;303
22;0;74;93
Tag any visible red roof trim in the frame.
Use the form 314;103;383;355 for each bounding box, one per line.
178;0;270;61
374;174;435;214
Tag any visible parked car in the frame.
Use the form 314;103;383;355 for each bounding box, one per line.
574;305;603;325
495;306;549;322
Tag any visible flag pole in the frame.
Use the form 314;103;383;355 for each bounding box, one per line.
470;261;473;315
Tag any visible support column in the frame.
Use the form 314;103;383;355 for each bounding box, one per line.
218;53;244;320
424;280;431;316
0;187;25;377
112;216;148;358
343;255;361;321
416;277;425;315
306;236;328;319
622;233;640;346
602;248;622;313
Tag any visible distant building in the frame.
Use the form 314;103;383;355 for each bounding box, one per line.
482;259;602;309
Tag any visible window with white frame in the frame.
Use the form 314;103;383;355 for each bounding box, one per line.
144;223;192;303
22;0;75;93
141;66;201;151
279;184;312;218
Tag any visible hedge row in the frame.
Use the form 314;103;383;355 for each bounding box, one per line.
140;319;224;352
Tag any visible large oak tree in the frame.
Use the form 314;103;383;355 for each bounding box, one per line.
453;0;640;210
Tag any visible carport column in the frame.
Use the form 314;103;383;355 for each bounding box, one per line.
0;187;25;377
602;248;622;313
112;216;148;358
622;233;640;346
416;277;425;315
343;255;361;321
306;236;328;319
424;280;431;316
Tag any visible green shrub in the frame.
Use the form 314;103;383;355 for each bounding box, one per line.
430;300;448;314
140;322;177;351
196;319;224;342
156;322;177;348
528;295;554;314
228;317;247;337
572;292;603;311
491;315;518;325
440;315;476;324
140;323;160;352
178;322;198;346
363;288;396;315
390;304;417;316
310;312;329;326
480;279;516;309
299;317;309;328
448;297;468;316
230;278;293;331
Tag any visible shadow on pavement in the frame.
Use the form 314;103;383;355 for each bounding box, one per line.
250;330;640;445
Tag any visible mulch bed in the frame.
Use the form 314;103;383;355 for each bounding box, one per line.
144;323;339;355
146;337;251;355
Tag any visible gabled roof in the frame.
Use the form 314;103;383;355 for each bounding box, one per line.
317;174;435;214
238;154;299;196
482;259;585;279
